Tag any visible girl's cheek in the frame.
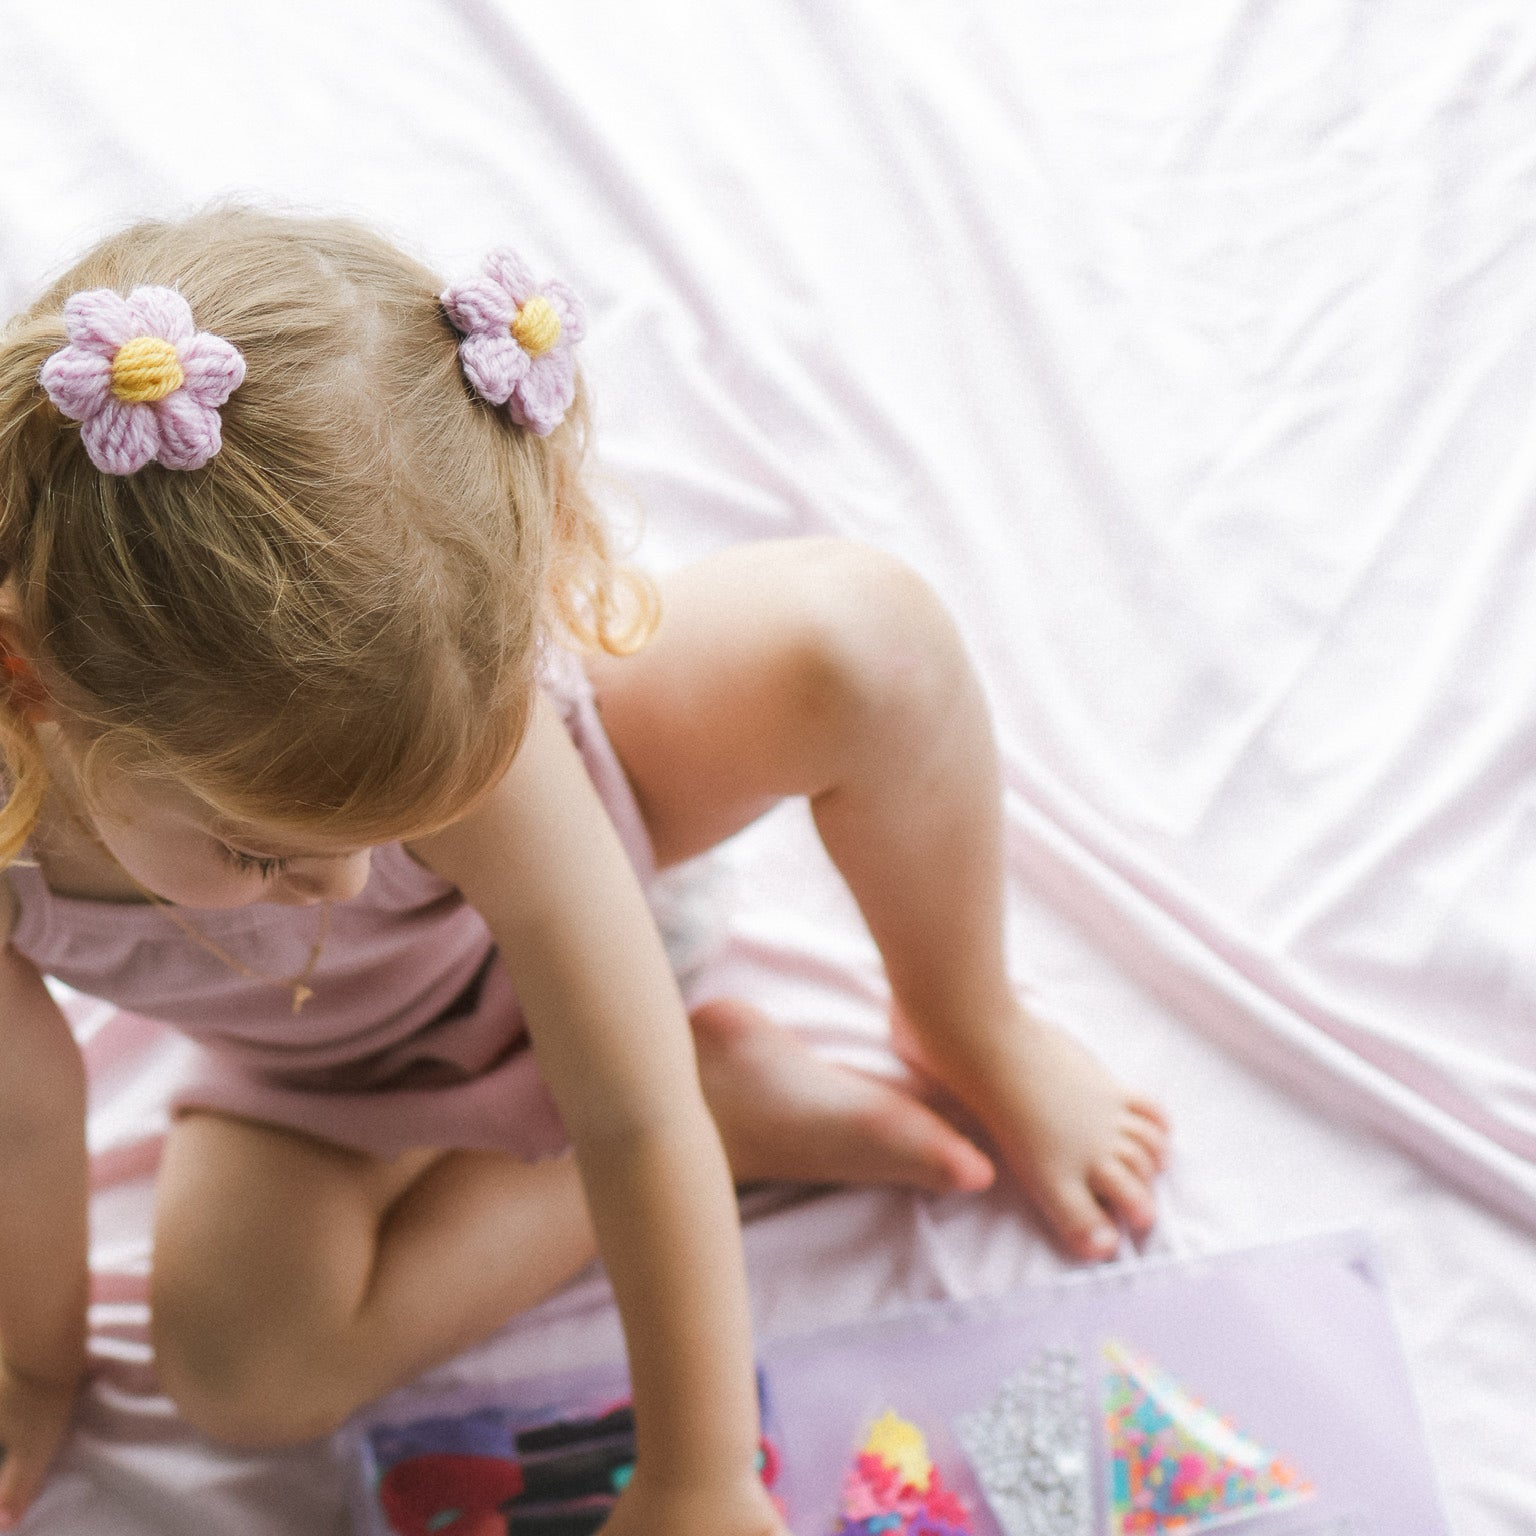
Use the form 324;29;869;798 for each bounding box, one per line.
103;839;259;908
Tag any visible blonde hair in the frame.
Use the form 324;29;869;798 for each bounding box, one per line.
0;204;657;866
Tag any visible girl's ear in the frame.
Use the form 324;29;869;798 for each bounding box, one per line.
1;653;50;723
0;603;52;725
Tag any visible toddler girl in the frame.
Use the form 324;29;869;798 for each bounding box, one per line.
0;206;1167;1534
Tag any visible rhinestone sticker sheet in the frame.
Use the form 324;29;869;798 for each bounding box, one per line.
953;1350;1093;1536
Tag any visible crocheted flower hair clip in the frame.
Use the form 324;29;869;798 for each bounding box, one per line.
440;249;586;437
39;286;246;475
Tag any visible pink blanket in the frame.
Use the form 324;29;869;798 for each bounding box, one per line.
4;1;1536;1531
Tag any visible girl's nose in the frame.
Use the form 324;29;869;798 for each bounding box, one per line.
284;849;372;904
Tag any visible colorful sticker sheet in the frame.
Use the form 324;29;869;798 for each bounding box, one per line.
952;1349;1093;1536
1102;1341;1314;1534
834;1410;974;1536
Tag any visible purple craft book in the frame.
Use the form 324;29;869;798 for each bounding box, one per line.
337;1229;1448;1536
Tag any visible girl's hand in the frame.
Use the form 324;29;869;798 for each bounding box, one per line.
0;1357;80;1528
598;1467;790;1536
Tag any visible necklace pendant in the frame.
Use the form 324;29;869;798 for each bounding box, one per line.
291;983;315;1014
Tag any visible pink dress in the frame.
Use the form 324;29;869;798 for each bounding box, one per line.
3;650;656;1161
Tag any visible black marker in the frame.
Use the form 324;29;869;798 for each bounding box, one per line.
503;1440;636;1505
516;1405;635;1454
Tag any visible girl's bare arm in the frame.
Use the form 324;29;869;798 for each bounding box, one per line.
0;881;91;1526
410;691;783;1536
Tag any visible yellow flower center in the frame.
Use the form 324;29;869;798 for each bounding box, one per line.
510;297;561;357
110;336;185;403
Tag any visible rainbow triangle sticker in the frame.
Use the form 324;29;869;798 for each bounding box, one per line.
1102;1341;1314;1534
832;1410;974;1536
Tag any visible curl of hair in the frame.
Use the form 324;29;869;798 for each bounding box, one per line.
0;203;657;866
0;704;45;868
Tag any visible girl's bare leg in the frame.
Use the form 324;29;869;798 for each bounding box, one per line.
151;1036;977;1450
151;1113;600;1446
589;537;1169;1261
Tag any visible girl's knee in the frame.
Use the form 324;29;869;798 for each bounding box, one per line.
783;540;969;732
151;1275;347;1447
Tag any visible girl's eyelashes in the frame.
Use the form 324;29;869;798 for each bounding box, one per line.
223;848;289;879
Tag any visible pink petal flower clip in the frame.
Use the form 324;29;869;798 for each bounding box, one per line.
38;286;246;476
440;249;586;437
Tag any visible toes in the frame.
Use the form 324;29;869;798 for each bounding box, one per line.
1113;1133;1157;1185
699;1002;1001;1194
1128;1095;1171;1136
1034;1179;1121;1262
858;1098;996;1195
940;1135;999;1195
1124;1106;1171;1171
1088;1155;1157;1239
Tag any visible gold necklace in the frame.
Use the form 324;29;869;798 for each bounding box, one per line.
141;889;331;1014
48;790;330;1014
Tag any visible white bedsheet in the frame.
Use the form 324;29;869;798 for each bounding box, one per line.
3;1;1535;1531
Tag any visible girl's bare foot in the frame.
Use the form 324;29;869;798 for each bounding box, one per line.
905;1002;1170;1261
690;998;996;1193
